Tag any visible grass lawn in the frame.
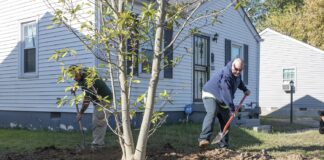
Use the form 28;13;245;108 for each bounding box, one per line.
0;117;323;159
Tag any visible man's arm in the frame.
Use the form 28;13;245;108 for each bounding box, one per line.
238;79;250;96
220;77;235;111
80;97;91;114
76;95;91;121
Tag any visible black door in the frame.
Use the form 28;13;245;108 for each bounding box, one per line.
193;35;210;102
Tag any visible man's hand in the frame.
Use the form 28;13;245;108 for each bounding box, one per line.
244;90;251;96
76;112;83;121
230;107;236;116
71;87;77;95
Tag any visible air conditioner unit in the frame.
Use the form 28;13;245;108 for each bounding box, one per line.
282;82;291;91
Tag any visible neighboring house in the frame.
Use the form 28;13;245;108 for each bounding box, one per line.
259;28;324;119
0;0;260;130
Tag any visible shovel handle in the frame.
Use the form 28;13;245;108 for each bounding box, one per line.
72;92;86;147
222;95;247;134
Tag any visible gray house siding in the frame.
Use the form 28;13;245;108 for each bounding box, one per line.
98;0;260;112
0;0;260;130
259;28;324;118
0;0;96;130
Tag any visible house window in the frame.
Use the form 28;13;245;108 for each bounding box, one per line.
231;44;242;60
231;44;243;60
141;49;154;73
140;27;155;74
231;44;245;80
225;39;249;84
283;68;295;83
20;21;37;77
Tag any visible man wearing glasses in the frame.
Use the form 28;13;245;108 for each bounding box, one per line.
198;58;251;148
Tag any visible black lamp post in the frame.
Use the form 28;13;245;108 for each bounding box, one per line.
289;80;294;124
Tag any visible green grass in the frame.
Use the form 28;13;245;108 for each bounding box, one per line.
260;117;315;132
0;117;323;159
0;129;90;153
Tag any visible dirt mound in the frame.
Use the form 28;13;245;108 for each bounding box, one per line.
183;149;271;160
1;144;315;160
2;145;78;160
148;147;272;160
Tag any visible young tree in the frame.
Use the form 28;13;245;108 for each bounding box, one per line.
46;0;236;159
242;0;304;31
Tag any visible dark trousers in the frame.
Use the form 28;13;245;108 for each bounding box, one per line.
199;98;230;143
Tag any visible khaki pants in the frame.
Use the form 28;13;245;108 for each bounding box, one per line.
92;104;109;146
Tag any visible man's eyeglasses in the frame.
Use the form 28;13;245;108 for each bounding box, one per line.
233;65;242;72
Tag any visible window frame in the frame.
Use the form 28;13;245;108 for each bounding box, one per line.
230;41;245;81
282;67;297;87
138;27;164;78
231;44;242;60
18;17;39;78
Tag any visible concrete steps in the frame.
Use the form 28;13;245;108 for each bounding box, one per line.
234;111;260;127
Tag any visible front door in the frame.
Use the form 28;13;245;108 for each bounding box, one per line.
193;35;210;102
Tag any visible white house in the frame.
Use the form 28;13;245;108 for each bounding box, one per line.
259;28;324;119
0;0;260;130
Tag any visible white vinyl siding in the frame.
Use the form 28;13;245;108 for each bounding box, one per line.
120;0;259;110
95;0;260;111
260;28;324;117
0;0;95;112
0;0;259;113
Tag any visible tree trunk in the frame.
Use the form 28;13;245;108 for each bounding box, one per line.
133;0;166;159
118;41;135;159
113;1;135;159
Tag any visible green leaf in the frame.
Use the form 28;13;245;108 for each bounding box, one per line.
46;25;54;29
136;93;146;103
130;110;136;119
48;54;59;61
70;49;77;55
132;80;141;84
56;96;68;108
234;2;241;10
138;106;145;110
57;76;64;83
65;86;73;93
159;90;169;98
151;111;165;124
69;99;75;107
99;63;105;68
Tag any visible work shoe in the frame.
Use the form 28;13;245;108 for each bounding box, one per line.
199;140;210;148
218;141;229;149
91;144;105;152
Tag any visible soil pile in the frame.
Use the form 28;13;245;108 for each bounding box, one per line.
0;144;314;160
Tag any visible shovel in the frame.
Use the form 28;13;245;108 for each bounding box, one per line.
211;95;247;144
72;91;86;150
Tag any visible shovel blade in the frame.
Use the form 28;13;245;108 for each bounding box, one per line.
76;144;86;153
211;130;228;144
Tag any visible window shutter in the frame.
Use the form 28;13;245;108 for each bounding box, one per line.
127;39;139;76
225;39;231;65
243;44;248;85
164;26;173;78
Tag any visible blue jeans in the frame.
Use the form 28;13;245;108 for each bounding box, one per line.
199;98;230;143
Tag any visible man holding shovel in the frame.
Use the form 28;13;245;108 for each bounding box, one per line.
70;65;112;150
198;58;250;148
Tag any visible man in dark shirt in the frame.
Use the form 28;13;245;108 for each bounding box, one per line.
70;65;112;149
198;58;250;148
